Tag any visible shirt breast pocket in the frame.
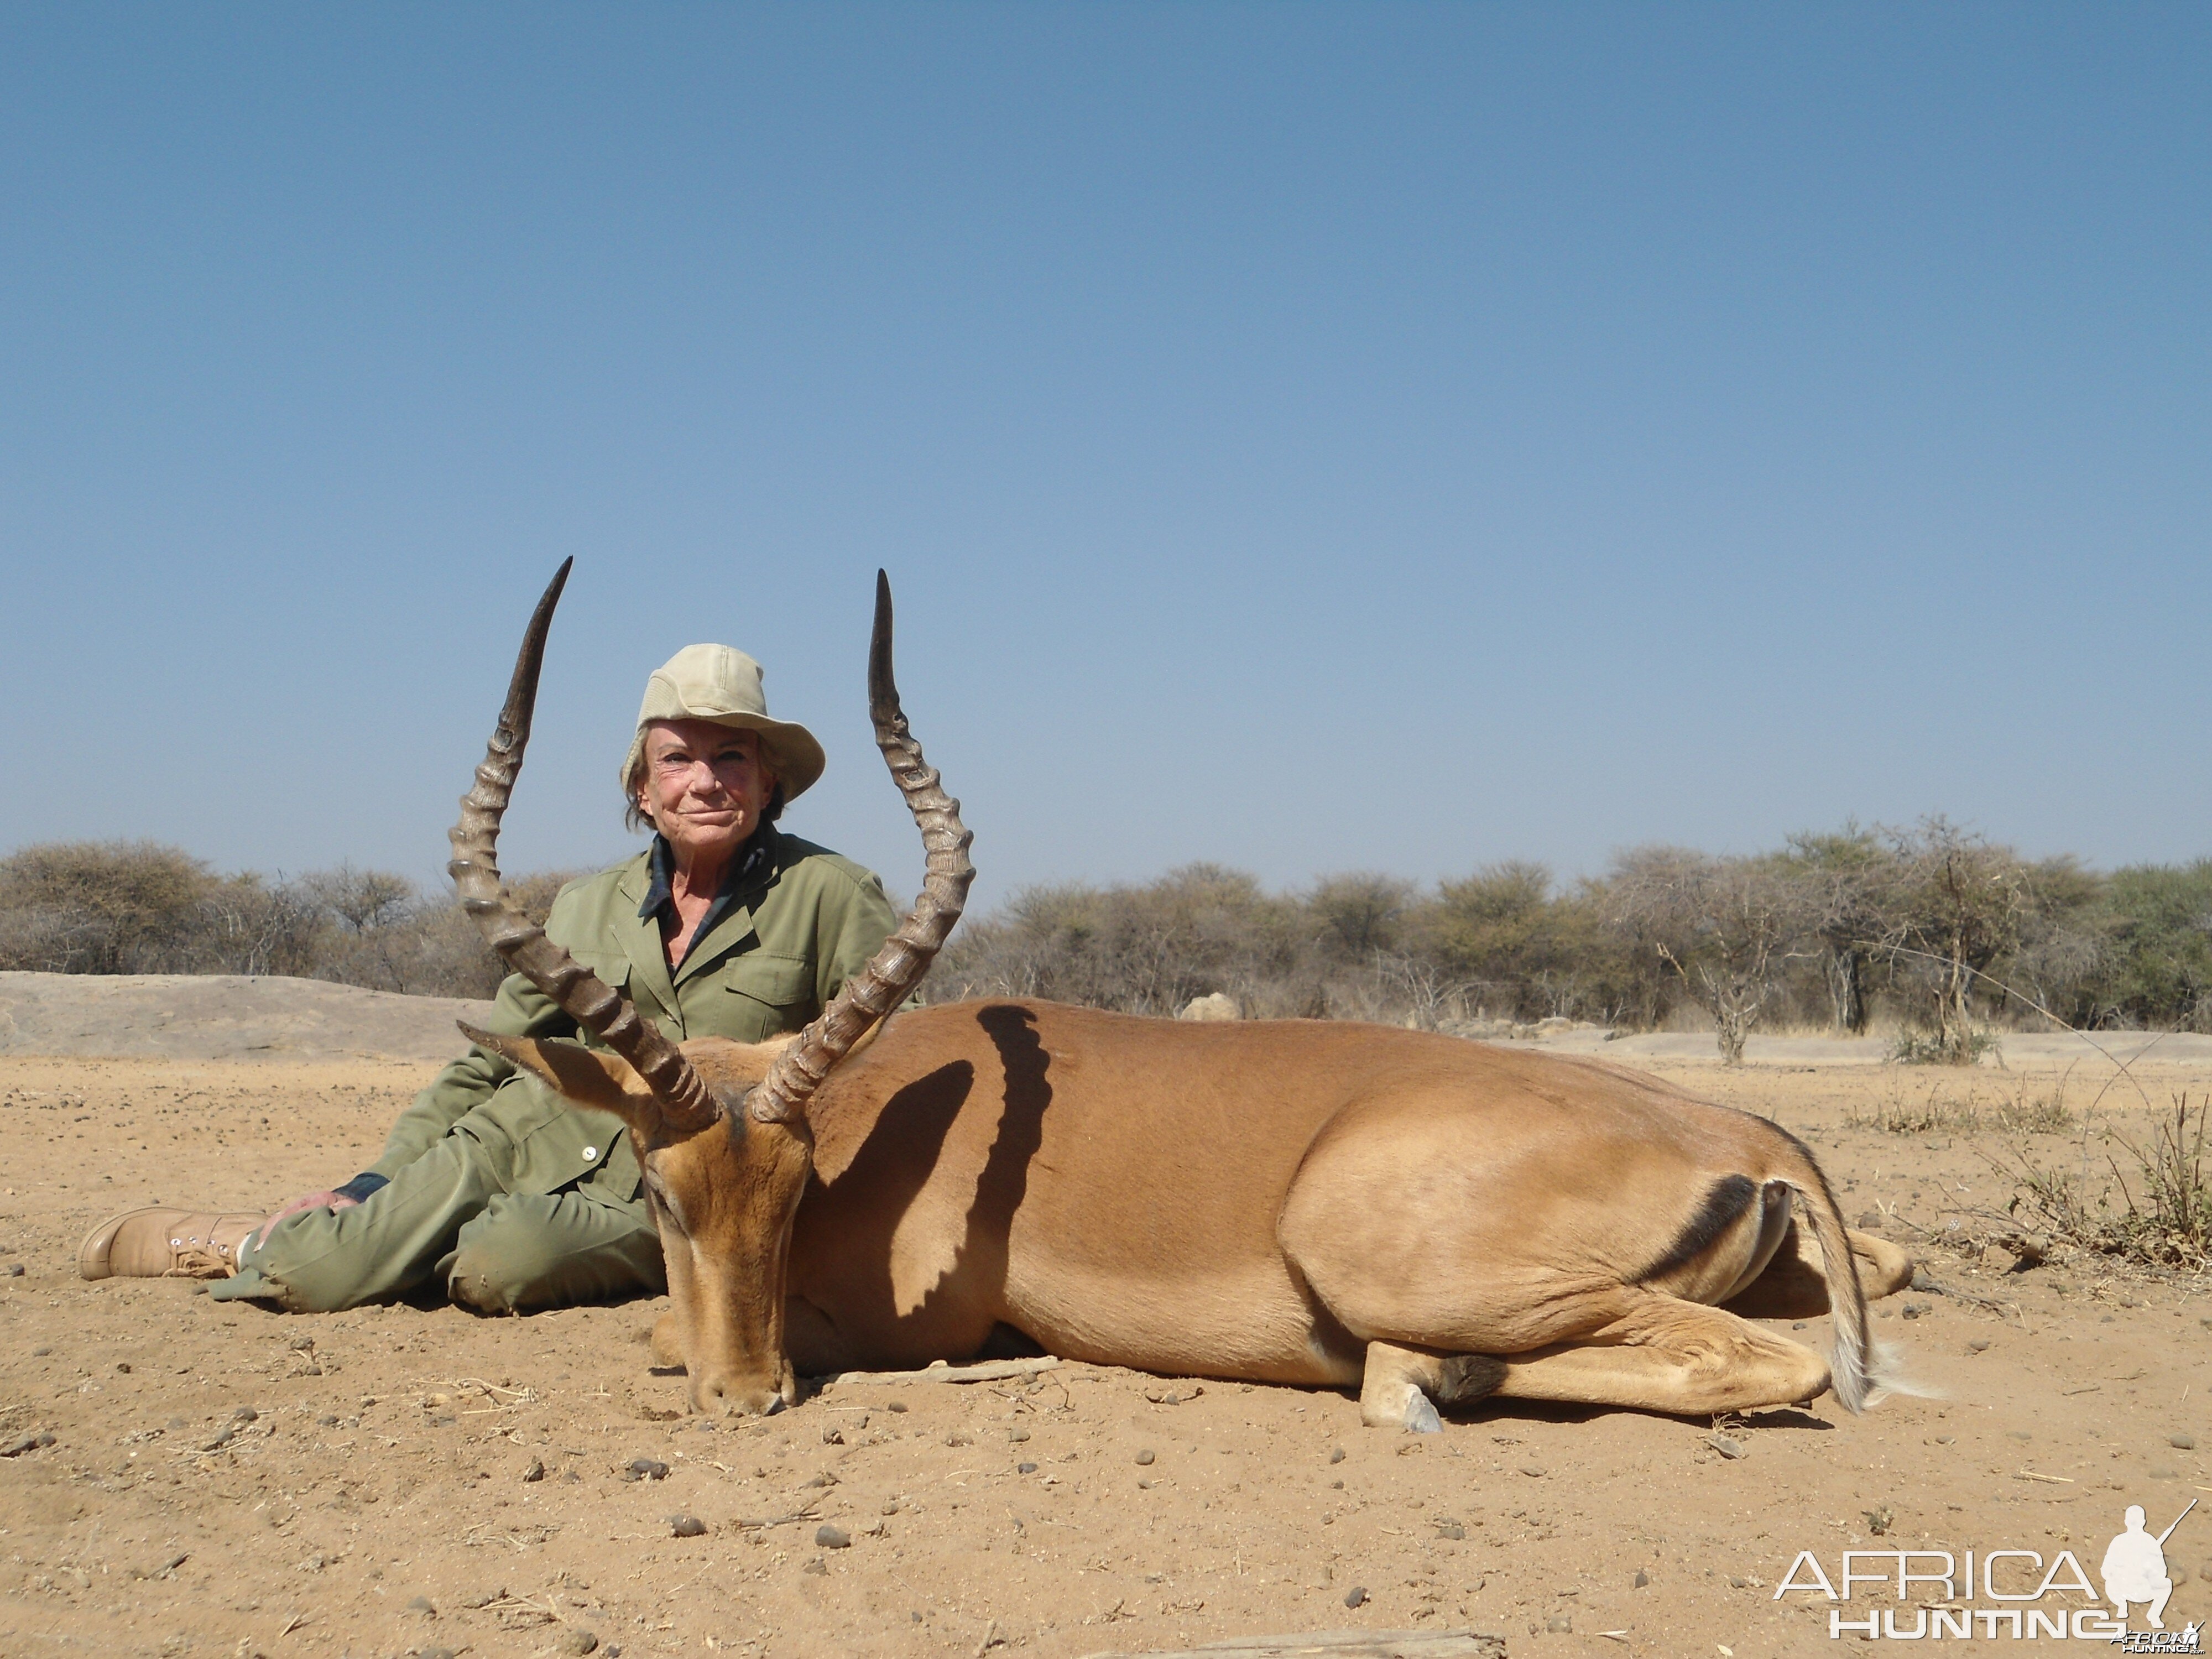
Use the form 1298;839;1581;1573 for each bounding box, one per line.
568;953;632;993
721;952;815;1030
554;953;635;1039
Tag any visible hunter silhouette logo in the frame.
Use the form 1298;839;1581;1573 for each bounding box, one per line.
2103;1500;2193;1632
1772;1496;2200;1644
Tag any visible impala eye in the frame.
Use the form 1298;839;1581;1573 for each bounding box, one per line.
645;1174;686;1230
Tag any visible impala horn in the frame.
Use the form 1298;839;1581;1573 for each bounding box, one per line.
748;569;974;1124
447;558;719;1136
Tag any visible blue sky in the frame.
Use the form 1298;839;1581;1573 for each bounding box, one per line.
4;4;2206;908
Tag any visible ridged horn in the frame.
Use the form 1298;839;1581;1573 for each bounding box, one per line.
748;570;974;1124
447;557;718;1134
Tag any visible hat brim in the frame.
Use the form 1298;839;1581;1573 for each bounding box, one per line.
622;712;826;802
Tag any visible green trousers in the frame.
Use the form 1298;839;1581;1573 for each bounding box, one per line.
208;1103;663;1314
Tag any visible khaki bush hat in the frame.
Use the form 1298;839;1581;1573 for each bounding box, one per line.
620;644;827;802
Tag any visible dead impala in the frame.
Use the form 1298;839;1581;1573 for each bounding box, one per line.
448;568;1913;1428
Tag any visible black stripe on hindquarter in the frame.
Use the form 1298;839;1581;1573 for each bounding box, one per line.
1635;1173;1760;1285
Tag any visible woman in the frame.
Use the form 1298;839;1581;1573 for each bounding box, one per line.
79;642;899;1313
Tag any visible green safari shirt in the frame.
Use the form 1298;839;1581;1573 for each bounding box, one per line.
366;826;900;1203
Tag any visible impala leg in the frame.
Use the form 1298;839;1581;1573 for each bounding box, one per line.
1846;1229;1916;1298
1723;1221;1915;1320
1491;1298;1831;1416
1358;1341;1508;1432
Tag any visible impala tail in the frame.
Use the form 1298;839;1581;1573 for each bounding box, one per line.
1777;1149;1876;1413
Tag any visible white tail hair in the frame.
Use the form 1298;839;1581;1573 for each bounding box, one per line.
1863;1337;1942;1407
1782;1170;1874;1412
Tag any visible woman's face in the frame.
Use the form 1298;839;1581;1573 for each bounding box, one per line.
636;719;778;871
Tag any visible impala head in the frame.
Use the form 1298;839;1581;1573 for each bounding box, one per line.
447;562;972;1415
461;1026;822;1412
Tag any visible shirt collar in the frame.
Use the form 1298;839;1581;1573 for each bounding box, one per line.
637;823;777;956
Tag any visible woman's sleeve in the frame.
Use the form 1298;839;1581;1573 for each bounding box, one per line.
363;888;586;1180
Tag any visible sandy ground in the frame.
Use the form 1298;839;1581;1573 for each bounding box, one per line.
3;975;2210;1659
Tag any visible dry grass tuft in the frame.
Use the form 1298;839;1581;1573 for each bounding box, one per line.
1989;1094;2210;1271
1849;1074;2074;1138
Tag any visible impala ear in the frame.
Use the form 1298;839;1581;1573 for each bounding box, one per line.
716;1019;880;1078
844;1014;889;1061
734;1016;884;1067
460;1022;661;1133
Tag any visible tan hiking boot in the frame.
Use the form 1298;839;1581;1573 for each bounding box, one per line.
78;1208;264;1281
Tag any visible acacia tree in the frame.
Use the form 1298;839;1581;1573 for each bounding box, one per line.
1608;848;1803;1065
1781;825;1891;1034
935;864;1313;1016
2101;860;2212;1031
299;865;421;992
2004;856;2114;1029
306;864;416;933
198;873;325;978
0;841;220;973
1307;872;1417;961
1874;818;2027;1062
1430;861;1595;1021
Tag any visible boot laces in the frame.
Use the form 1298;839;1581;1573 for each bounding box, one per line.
164;1247;234;1280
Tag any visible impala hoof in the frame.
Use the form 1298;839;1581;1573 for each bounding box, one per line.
690;1375;788;1418
1404;1390;1442;1434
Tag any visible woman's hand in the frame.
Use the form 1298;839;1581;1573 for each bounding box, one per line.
253;1190;361;1249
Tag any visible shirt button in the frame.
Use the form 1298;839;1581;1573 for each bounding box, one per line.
582;1146;598;1161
